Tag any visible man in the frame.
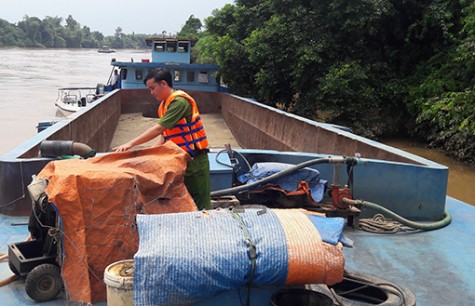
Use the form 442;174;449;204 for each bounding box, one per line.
113;68;210;210
109;69;120;89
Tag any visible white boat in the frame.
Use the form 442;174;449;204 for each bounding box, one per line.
54;87;99;116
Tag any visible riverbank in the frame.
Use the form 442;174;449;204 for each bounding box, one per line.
383;138;475;206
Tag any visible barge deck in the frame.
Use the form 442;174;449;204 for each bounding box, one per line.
109;113;241;150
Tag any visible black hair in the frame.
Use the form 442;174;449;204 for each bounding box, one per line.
144;68;173;87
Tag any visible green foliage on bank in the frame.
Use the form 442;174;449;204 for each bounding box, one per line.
0;15;152;49
407;1;475;163
195;0;475;164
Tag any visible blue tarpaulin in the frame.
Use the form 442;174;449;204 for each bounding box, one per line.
307;214;345;245
134;208;346;305
237;162;327;202
134;209;288;305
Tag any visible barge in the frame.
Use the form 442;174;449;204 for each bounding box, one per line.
0;38;473;305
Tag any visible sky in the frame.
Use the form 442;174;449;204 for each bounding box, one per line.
0;0;234;35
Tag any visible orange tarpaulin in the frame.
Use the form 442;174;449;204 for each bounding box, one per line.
272;209;344;285
38;142;197;303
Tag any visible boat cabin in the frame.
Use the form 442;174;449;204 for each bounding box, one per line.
148;38;193;64
110;38;222;92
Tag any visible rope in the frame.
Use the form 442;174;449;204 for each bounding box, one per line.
225;207;257;306
358;214;415;233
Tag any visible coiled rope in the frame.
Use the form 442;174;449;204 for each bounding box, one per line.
358;214;416;233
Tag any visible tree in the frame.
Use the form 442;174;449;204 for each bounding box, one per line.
407;1;475;163
111;26;124;48
201;0;466;139
18;16;43;46
0;14;155;49
92;31;104;42
177;15;203;39
66;15;79;31
0;18;26;46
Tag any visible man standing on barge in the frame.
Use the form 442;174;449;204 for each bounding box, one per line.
113;68;210;210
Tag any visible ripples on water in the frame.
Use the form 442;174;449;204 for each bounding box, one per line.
0;48;149;153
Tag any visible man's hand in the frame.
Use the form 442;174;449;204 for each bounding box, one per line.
112;124;165;152
112;142;133;152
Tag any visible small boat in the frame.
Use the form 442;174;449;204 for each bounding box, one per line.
98;46;116;53
54;87;99;116
0;37;474;305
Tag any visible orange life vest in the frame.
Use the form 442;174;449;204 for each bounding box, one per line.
158;90;209;156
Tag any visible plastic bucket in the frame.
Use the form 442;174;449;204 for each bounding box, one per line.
104;259;134;306
270;289;333;306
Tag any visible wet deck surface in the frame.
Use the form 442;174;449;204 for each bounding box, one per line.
110;113;241;150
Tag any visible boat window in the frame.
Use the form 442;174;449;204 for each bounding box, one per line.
187;71;195;82
174;71;181;82
199;71;209;83
178;42;189;53
166;41;177;52
154;42;165;52
136;70;143;80
64;95;77;104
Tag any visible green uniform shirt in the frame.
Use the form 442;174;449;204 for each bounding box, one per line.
157;96;192;129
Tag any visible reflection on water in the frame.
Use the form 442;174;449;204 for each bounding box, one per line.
384;138;475;206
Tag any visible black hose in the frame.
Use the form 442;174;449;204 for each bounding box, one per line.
210;156;348;197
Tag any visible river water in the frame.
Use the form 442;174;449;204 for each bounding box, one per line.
0;48;149;153
383;138;475;205
0;48;474;205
